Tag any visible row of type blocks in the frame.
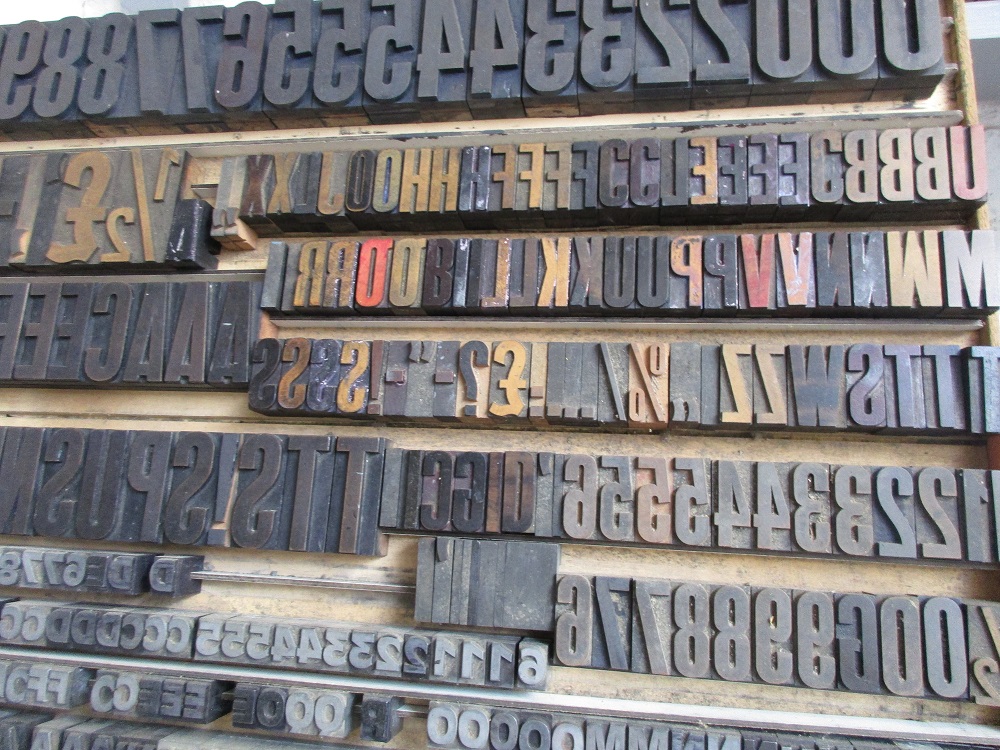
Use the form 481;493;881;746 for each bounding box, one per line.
250;339;1000;435
266;229;1000;317
0;600;550;690
0;0;950;130
215;127;988;240
5;427;1000;566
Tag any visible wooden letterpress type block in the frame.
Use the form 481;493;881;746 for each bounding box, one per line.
699;344;721;427
941;230;1000;314
568;235;604;310
496;540;559;631
604;237;637;309
967;599;1000;705
922;345;966;432
813;0;877;94
0;23;46;124
590;577;631;670
967;347;1000;435
333;436;385;556
227;434;286;550
670;458;714;547
416;450;457;533
261;0;318;117
830;465;877;558
899;597;961;700
702;234;738;314
746;135;778;221
578;0;636;115
285;435;334;553
949;125;989;207
849;231;888;310
304;339;343;416
431;538;456;624
432;340;460;421
489;340;530;421
597;342;629;426
423;239;456;310
846;344;887;429
415;0;474;121
792;589;838;689
690;0;751;107
469;539;501;627
634;0;692;112
312;0;370;123
456;341;490;420
523;0;580;116
468;0;525;118
753;464;795;552
778;133;812;219
752;345;788;427
13;283;60;383
452;453;488;534
668;342;701;425
628;342;670;428
872;466;917;560
876;0;945;94
571;143;601;227
214;2;269;113
787;345;846;429
715;136;747;221
719;344;753;425
631;579;672;675
835;592;882;694
670;582;711;678
502;452;537;534
556;454;599;541
414;536;437;623
751;0;815;102
715;461;754;549
710;584;752;682
449;539;473;626
147;555;203;596
508;239;539;311
789;463;834;556
534;453;555;538
752;587;795;685
362;0;419;123
634;235;669;312
45;283;91;383
813;232;852;310
403;341;437;421
961;469;1000;565
807;131;847;219
913;467;963;563
882;344;925;431
774;232;815;312
75;430;129;541
738;233;776;313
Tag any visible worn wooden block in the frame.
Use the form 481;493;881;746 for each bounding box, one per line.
362;0;419;123
714;461;754;550
872;466;917;561
882;345;925;431
835;593;882;694
590;576;632;670
578;0;635;114
523;0;580;116
627;342;669;428
718;344;753;425
633;0;692;111
631;578;672;675
468;0;525;118
495;540;559;631
690;0;751;106
787;345;846;429
913;467;963;563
